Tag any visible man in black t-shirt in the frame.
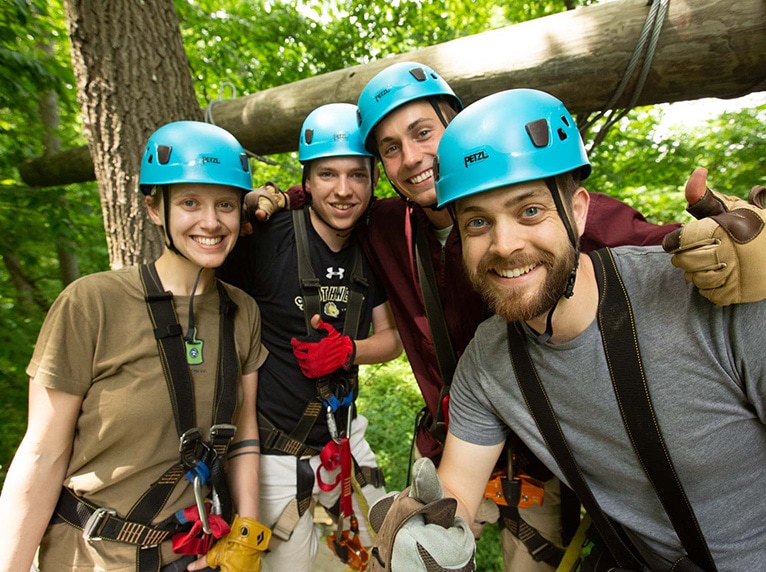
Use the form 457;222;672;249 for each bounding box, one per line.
219;103;402;572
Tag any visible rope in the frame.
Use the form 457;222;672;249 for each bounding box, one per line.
204;81;301;174
580;0;671;151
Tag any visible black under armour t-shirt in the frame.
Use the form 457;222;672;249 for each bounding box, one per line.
220;208;386;449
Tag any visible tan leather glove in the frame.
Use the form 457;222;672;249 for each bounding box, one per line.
368;458;475;571
204;515;271;572
662;183;766;306
243;181;289;221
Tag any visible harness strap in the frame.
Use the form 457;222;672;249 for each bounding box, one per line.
414;221;455;445
141;263;197;434
54;487;187;546
500;509;565;567
352;458;386;489
590;249;716;572
259;410;322;457
507;321;646;570
293;209;323;334
270;458;315;542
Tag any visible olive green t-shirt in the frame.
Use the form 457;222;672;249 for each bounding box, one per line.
28;266;268;570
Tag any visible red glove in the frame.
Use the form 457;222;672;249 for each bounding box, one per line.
291;320;355;378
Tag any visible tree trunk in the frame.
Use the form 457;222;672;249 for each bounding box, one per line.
26;0;766;188
62;0;202;267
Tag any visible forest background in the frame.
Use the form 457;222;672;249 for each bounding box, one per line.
1;0;764;569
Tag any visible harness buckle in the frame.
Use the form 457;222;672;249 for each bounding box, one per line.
208;423;237;445
82;507;117;542
179;427;204;469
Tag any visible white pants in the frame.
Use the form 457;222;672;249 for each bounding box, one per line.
260;415;386;572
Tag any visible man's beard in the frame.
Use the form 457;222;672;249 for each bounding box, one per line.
466;244;575;323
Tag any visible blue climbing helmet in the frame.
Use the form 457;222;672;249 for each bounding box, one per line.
298;103;377;229
434;88;591;208
357;61;462;154
139;121;252;196
139;121;252;257
298;103;373;163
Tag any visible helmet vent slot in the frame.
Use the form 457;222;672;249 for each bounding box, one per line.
557;128;568;141
409;67;427;82
525;119;550;148
304;129;314;144
157;145;172;165
239;153;249;172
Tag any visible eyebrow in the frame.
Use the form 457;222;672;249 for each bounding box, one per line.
458;189;549;215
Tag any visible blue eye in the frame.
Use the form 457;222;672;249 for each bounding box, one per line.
523;206;540;217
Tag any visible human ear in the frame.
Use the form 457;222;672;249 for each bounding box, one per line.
145;194;163;226
572;186;590;239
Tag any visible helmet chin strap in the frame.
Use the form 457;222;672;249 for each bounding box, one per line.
160;185;190;261
530;178;580;345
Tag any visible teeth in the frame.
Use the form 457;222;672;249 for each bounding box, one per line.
409;169;432;185
332;204;353;211
194;236;223;246
497;263;537;278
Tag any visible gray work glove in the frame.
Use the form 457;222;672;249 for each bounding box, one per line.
368;458;475;572
662;183;766;306
243;181;289;221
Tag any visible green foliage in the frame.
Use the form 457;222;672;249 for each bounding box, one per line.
586;103;766;224
1;12;764;572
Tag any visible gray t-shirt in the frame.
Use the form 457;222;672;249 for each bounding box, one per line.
450;246;766;571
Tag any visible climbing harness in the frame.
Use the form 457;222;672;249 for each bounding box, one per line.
259;209;382;570
51;263;241;570
509;248;716;572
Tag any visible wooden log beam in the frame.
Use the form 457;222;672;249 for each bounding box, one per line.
19;0;766;187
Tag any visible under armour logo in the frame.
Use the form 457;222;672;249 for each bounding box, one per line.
326;267;345;279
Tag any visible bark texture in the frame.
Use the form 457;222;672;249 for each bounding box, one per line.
63;0;202;267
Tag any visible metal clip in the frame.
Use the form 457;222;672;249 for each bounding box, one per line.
82;507;117;541
208;423;237;445
193;474;212;535
179;427;203;469
326;405;340;443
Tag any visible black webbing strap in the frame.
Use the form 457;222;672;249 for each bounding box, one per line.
589;249;716;572
141;263;196;434
53;485;187;546
293;209;323;335
414;221;455;444
212;279;240;425
500;508;565;567
284;208;367;452
506;321;646;570
292;208;368;338
259;408;323;458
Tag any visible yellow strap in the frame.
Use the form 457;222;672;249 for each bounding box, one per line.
556;514;592;572
351;472;375;542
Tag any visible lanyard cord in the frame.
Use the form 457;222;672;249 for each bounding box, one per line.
184;267;205;342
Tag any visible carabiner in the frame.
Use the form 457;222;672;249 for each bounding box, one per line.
193;474;212;535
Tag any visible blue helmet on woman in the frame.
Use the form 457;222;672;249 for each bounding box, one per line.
357;61;462;154
139;121;252;196
434;88;590;208
138;121;252;255
298;103;373;163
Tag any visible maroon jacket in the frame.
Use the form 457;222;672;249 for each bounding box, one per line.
287;186;680;461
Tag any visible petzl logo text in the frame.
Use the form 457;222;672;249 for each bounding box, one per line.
464;150;489;168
